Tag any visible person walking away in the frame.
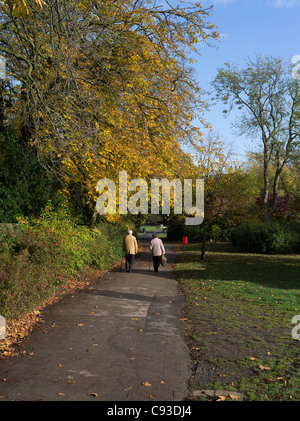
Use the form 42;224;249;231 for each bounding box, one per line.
123;230;138;272
149;233;165;272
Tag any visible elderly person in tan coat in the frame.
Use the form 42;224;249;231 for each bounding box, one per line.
123;230;138;272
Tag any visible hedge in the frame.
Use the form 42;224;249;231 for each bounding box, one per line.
231;222;300;255
0;205;128;318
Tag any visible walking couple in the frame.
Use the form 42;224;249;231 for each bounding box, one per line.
122;230;166;273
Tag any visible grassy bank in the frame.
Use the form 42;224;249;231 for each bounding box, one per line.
175;242;300;401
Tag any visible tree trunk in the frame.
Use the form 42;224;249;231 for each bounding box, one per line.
262;143;269;222
201;220;207;260
0;81;9;131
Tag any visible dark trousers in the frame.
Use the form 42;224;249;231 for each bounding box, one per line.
152;255;161;272
125;254;135;272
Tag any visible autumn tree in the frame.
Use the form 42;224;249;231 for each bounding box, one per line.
212;55;300;222
0;0;219;221
190;134;258;259
246;151;300;221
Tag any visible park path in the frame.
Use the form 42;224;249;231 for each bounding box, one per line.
0;234;191;401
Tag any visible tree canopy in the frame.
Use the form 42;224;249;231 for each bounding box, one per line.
212;55;300;221
0;0;219;216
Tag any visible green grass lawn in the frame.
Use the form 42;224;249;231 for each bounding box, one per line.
175;242;300;401
138;224;167;239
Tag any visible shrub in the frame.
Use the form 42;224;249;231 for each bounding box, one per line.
231;222;300;254
0;131;60;223
0;205;127;318
167;215;185;241
183;225;204;242
81;224;124;270
181;224;234;243
0;222;64;318
210;225;223;242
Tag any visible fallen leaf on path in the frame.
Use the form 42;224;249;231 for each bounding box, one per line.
216;396;227;401
141;381;152;387
76;323;84;326
58;393;67;396
88;392;99;397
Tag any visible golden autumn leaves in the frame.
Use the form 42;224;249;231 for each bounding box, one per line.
3;0;220;216
12;0;46;18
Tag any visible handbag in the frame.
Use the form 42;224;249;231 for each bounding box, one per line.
161;253;167;266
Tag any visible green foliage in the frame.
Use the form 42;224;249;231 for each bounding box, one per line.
183;225;204;242
82;223;124;270
0;130;61;223
167;214;185;241
175;224;235;243
0;205;125;318
231;222;300;254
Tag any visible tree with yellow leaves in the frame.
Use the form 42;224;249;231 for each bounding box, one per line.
1;1;220;221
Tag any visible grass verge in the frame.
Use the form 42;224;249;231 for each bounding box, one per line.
175;242;300;401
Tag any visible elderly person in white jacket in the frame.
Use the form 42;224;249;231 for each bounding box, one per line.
149;233;165;272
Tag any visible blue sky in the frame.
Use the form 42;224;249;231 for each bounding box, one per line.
192;0;300;162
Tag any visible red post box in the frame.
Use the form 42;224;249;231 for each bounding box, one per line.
182;236;188;246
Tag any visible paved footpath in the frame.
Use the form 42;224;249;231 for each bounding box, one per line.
0;236;191;401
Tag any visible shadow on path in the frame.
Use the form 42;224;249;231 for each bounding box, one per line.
0;240;191;402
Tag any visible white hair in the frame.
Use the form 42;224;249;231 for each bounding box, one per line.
128;230;133;235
